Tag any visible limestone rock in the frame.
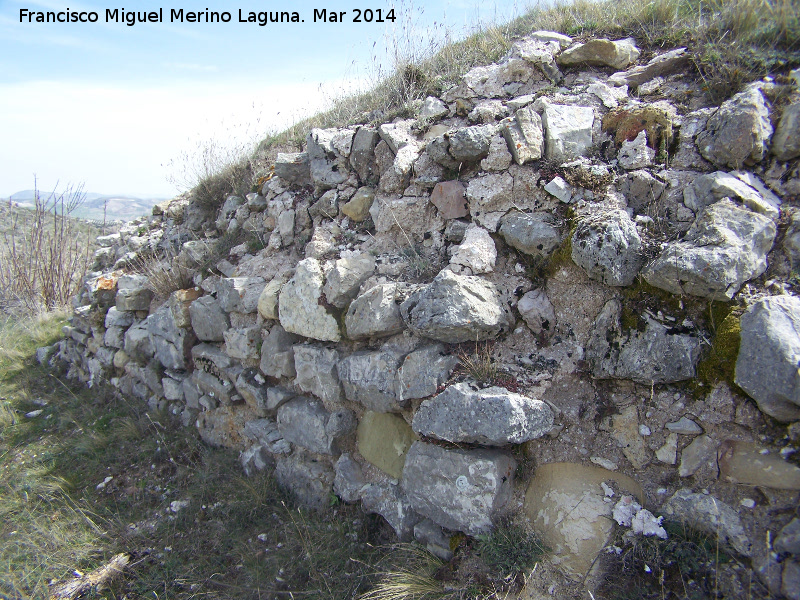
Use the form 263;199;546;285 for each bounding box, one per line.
189;296;230;342
401;441;516;536
257;274;289;321
350;127;379;184
773;102;800;161
679;434;718;477
644;200;776;300
334;453;366;503
340;186;375;221
322;254;376;310
361;483;421;541
465;172;514;230
447;125;497;162
587;299;702;384
279;258;341;342
617;130;655;170
396;344;459;401
662;489;751;556
558;38;640;69
542;103;594;162
684;171;777;219
718;440;800;490
480;135;514;171
357;411;417;479
293;344;344;405
378;119;416;154
611;406;651;470
517;289;556;335
619;170;666;214
501;107;544;164
116;274;152;312
345;283;404;339
544;176;573;203
234;369;270;416
277;397;355;455
259;325;298;379
105;306;134;328
430;180;468;219
524;463;643;579
370;195;444;236
400;270;511;343
571;209;644;287
462;59;537;98
510;37;562;83
735;295;800;422
419;96;448;120
223;326;260;361
412;383;554;445
696;86;773;169
656;433;679;465
609;48;689;88
147;304;195;371
775;518;800;555
338;349;405;412
274;152;311;187
450;224;497;274
380;143;420;193
275;450;335;510
499;211;561;257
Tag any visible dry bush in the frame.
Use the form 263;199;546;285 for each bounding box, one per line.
0;184;95;314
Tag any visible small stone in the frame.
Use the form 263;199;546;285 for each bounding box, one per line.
718;440;800;490
665;417;703;435
544;176;573;203
678;434;718;477
655;433;678;465
430;180;468;219
450;224;497;274
617;130;655;170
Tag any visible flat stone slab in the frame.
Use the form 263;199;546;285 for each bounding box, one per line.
412;383;553;445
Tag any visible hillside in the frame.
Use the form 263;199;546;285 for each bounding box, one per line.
4;0;800;599
5;189;166;222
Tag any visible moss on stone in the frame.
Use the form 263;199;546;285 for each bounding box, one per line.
696;311;741;386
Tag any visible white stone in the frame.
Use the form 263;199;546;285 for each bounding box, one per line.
450;224;497;274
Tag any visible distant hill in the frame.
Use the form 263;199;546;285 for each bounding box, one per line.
4;190;167;222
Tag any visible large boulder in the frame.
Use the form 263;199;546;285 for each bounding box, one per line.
571;209;644;287
412;383;554;445
279;258;341;342
644;200;776;300
735;295;800;422
400;270;511;343
401;442;516;536
696;85;773;169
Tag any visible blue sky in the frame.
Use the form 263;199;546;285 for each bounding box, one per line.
0;0;533;198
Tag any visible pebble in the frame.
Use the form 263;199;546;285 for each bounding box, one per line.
740;498;756;509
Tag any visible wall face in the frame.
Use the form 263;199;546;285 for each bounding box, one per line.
49;33;800;594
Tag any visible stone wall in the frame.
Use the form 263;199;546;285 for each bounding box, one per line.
44;32;800;597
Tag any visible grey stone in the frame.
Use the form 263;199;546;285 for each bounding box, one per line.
775;518;800;555
413;383;554;445
323;254;377;309
334;453;367;503
370;195;444;236
662;489;751;556
380;143;420;193
105;306;134;328
162;376;184;402
240;445;274;476
735;295;800;422
242;420;290;455
279;258;341;342
401;441;516;536
462;59;538;98
426;135;460;169
116;274;152;311
361;484;422;541
275;450;335;510
696;86;773;169
274;152;311;187
608;48;689;88
257;275;289;321
378;119;416;154
223;326;260;360
309;189;339;219
189;296;230;342
104;326;125;349
447;125;497;162
193;369;234;404
501;107;544;164
684;171;775;219
544;176;573;203
619;170;666;214
145;305;196;371
773;102;800;161
617;131;655;170
468;99;508;124
397;344;459;401
526;30;572;48
293;344;344;405
191;343;234;371
499;212;561;257
235;368;270;415
571;209;644;287
587;299;702;384
350;127;379;183
400;270;511;343
782;561;800;600
450;224;497;274
419;96;448;120
277;397;355;455
414;519;454;561
259;325;298;379
517;288;556;335
345;283;404;339
644;200;776;300
665;417;703;435
266;386;295;412
558;37;640;70
510;38;562;83
465;172;515;231
337;349;405;412
678;434;719;477
542;103;594;162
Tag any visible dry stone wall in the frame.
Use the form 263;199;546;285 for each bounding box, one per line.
44;31;800;597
